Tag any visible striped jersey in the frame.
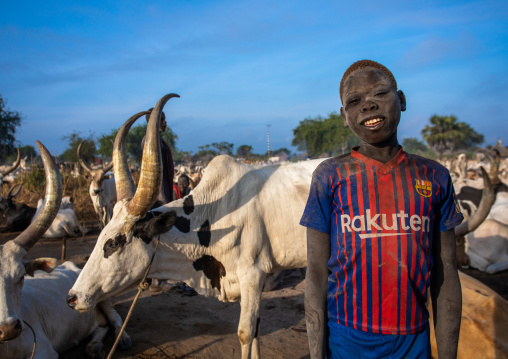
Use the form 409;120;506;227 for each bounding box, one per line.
300;147;463;335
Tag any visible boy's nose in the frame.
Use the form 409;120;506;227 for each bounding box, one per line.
361;100;378;112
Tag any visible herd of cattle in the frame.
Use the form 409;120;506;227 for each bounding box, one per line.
0;94;507;358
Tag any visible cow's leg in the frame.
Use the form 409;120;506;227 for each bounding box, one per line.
466;251;490;272
486;258;508;274
85;325;108;358
97;299;132;350
238;269;265;359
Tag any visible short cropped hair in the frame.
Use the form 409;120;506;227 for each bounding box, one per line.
145;108;166;122
340;60;397;101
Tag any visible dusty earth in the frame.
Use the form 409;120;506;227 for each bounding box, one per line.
1;228;507;359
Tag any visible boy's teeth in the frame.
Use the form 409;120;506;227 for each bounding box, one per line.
364;118;382;126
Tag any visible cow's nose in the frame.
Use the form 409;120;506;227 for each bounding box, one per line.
0;319;23;341
94;189;100;195
67;293;78;308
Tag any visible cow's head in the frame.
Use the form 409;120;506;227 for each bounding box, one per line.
0;141;61;342
77;141;114;196
68;94;180;311
0;183;22;216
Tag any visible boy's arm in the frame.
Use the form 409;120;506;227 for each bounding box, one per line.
305;227;330;359
430;229;462;359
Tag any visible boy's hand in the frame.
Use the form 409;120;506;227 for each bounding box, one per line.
430;229;462;359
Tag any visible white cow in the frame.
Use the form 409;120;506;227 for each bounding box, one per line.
0;141;130;359
453;156;508;274
77;142;116;227
32;196;83;238
68;96;323;359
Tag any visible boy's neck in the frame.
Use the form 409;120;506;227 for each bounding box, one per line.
356;137;401;164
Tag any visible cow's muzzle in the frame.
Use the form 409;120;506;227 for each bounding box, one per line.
66;292;78;308
0;318;23;342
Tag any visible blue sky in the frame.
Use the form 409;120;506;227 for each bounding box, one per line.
1;0;507;156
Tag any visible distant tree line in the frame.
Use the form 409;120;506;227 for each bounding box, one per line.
0;92;491;166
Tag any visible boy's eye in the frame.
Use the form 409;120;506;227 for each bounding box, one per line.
347;98;359;105
376;91;387;96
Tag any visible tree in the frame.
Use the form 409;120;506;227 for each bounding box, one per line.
421;115;484;156
236;145;253;158
211;142;234;156
401;137;436;159
59;132;96;163
292;112;359;157
0;95;22;162
4;145;37;163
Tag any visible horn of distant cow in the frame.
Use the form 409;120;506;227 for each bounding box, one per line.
6;183;23;199
126;93;180;216
491;150;501;186
113;111;151;202
102;161;113;174
455;167;495;237
0;147;21;176
77;141;94;174
14;141;62;251
101;139;115;174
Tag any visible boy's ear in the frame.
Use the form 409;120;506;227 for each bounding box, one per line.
340;107;349;128
398;90;406;112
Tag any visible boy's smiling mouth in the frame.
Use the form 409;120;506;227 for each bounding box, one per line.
361;117;385;128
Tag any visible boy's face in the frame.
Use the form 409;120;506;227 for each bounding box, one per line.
178;177;189;193
340;67;406;147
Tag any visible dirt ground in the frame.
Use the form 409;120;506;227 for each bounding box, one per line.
1;229;507;359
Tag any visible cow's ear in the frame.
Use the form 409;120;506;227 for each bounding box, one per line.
149;211;177;236
23;257;58;277
133;211;177;242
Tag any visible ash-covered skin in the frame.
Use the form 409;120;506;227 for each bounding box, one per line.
340;67;406;163
306;63;461;359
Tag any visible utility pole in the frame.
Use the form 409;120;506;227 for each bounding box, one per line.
266;124;271;157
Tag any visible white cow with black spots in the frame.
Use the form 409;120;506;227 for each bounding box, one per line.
67;96;324;359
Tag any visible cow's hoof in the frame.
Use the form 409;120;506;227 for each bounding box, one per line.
118;334;132;350
86;342;105;359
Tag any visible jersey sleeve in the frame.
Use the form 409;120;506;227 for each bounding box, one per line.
438;171;464;232
300;171;332;234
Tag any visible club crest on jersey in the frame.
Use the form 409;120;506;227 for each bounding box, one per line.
415;179;432;197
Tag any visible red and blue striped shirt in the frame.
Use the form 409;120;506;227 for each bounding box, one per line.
300;148;463;335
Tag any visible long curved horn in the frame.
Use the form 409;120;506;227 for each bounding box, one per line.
126;93;180;216
1;148;21;177
6;183;23;199
113;111;151;202
77;141;94;174
14;141;62;251
455;167;495;237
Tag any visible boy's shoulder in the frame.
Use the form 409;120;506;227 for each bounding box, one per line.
403;152;449;174
313;152;353;177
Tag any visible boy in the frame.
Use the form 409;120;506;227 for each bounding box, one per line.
301;60;463;358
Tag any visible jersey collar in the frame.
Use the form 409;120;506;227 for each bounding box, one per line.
350;146;406;174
